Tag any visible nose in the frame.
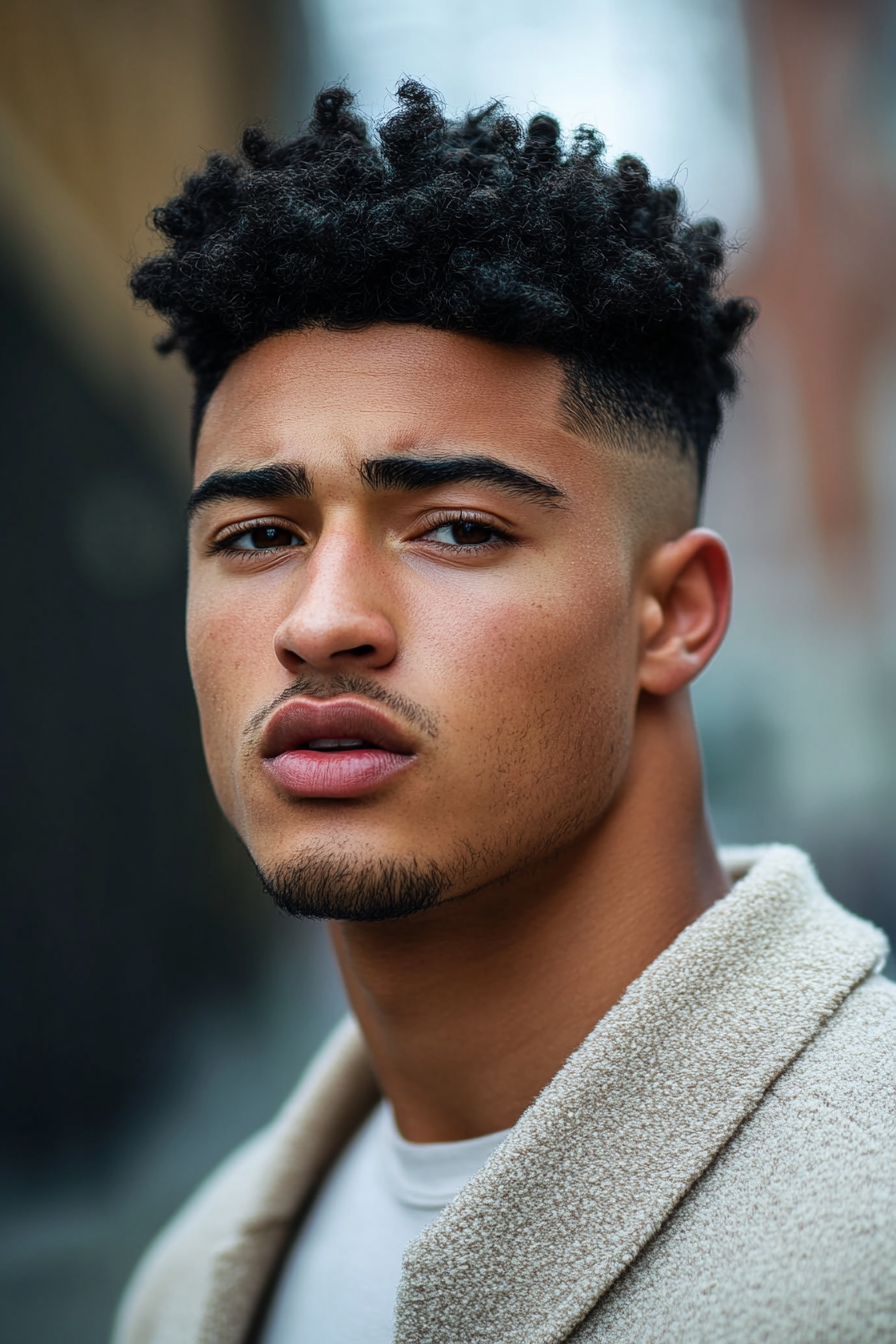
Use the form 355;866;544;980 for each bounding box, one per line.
273;529;398;674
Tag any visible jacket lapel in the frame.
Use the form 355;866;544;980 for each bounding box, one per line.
394;845;887;1344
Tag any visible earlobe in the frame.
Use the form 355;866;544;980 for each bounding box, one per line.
637;529;732;697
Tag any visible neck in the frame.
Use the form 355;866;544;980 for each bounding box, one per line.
328;690;728;1142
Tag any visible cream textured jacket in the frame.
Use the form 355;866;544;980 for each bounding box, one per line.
114;846;896;1344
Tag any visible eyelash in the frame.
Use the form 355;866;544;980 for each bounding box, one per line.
207;510;516;557
207;518;304;556
415;510;516;551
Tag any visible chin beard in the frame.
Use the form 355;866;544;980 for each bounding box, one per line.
255;849;462;922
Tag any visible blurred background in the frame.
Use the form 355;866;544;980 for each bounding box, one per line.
1;1;894;1339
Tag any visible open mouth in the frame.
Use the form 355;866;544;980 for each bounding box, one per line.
303;737;378;752
260;698;419;798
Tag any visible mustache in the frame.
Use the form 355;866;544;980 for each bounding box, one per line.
243;671;439;744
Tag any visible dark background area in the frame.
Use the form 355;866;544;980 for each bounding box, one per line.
1;2;895;1340
0;257;262;1179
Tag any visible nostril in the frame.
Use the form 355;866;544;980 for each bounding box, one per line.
341;645;375;658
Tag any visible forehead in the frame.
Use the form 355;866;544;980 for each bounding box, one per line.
194;325;581;478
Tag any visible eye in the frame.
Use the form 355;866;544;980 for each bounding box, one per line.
423;519;507;548
226;524;303;551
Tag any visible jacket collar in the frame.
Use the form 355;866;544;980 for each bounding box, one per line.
394;845;887;1344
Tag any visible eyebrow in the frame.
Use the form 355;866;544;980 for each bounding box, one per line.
186;464;312;519
186;453;565;519
360;455;566;506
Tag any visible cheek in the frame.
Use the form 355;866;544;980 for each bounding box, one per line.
421;554;633;698
185;578;273;818
407;556;636;812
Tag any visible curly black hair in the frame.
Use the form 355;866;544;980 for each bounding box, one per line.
131;80;755;491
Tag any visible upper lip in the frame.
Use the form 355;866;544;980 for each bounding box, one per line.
260;697;418;758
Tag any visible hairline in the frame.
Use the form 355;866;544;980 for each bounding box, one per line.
191;325;703;528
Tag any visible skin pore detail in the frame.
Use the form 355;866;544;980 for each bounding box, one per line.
187;323;732;1142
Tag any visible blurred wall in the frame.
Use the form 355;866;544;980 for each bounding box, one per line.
697;0;896;952
0;0;282;467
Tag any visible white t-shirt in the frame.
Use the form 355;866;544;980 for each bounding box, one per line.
260;1100;509;1344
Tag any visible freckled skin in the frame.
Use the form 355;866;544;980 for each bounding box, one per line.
188;324;733;1141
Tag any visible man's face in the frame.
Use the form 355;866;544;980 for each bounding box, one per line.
188;325;665;919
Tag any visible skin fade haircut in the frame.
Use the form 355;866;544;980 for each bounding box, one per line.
131;80;755;493
132;81;755;926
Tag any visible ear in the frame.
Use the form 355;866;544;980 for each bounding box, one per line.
636;529;732;697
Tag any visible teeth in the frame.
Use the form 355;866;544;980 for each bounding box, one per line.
306;738;367;751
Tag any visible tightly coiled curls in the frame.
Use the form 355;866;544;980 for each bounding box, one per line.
131;80;755;485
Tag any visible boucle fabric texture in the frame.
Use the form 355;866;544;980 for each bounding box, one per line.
112;846;895;1344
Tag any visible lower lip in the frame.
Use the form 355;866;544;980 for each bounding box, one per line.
264;748;415;798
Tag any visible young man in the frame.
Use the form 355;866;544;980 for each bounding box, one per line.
115;84;894;1344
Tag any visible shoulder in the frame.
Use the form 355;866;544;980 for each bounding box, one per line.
112;1018;378;1344
578;974;896;1343
111;1127;278;1344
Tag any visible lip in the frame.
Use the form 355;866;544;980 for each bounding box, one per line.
260;696;418;799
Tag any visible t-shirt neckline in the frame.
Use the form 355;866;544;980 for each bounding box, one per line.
377;1102;512;1209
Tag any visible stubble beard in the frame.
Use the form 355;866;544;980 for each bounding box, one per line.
251;744;622;923
251;780;597;922
254;845;473;922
